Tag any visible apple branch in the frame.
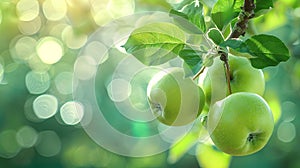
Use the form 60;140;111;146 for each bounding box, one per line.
230;0;256;38
192;66;205;80
221;0;256;94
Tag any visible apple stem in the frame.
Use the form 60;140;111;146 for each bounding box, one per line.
219;0;256;95
220;53;232;94
192;66;206;80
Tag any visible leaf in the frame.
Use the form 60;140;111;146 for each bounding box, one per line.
200;0;218;8
245;34;290;68
170;0;206;33
196;143;231;168
220;35;290;68
220;39;249;53
179;49;203;75
207;28;224;45
123;22;186;66
169;10;202;34
255;0;273;16
170;0;194;10
211;0;243;30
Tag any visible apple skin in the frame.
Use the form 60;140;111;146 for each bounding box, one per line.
202;55;265;105
147;67;205;126
207;92;274;156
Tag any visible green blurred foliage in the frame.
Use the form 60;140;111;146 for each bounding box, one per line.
0;0;300;168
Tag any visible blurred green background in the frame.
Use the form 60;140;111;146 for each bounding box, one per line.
0;0;300;168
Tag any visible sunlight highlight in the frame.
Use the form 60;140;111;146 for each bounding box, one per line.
43;0;67;21
36;37;64;64
60;101;84;125
16;0;39;21
33;94;58;119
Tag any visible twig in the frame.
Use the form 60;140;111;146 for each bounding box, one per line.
230;0;256;39
220;53;232;94
192;66;206;80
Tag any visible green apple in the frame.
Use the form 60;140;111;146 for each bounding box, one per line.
202;55;265;105
129;67;162;112
147;67;205;126
207;92;274;156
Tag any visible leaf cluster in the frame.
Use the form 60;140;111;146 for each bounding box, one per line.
124;0;290;75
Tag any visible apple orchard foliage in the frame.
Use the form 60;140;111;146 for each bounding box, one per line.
124;0;290;166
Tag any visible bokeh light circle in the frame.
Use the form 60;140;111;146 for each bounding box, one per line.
25;71;50;94
36;37;64;64
62;26;87;49
33;94;58;119
60;101;84;125
18;16;42;35
42;0;67;21
16;0;39;21
107;78;132;102
10;36;37;63
54;71;73;95
35;130;61;157
277;121;296;143
0;130;21;159
0;63;3;82
16;126;38;148
74;56;97;80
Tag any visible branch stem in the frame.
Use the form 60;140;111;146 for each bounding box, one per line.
220;53;232;94
192;66;206;80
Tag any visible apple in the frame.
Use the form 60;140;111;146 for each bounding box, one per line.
207;92;274;156
202;55;265;105
147;67;205;126
129;67;162;112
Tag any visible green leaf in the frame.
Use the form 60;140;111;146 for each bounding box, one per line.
211;0;243;30
200;0;218;8
169;10;202;34
170;1;206;33
207;28;224;45
220;35;290;68
220;39;249;53
245;34;290;68
123;22;186;65
179;49;203;75
255;0;273;16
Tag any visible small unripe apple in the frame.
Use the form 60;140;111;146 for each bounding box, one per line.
147;67;205;126
207;92;274;156
202;55;265;105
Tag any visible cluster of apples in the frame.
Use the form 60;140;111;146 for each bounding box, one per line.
144;55;274;156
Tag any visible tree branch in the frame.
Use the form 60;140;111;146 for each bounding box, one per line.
230;0;256;38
